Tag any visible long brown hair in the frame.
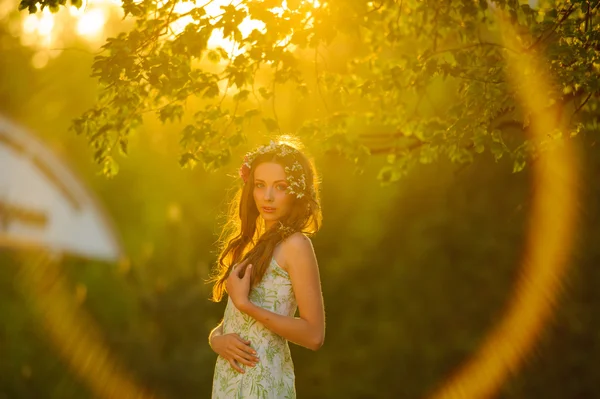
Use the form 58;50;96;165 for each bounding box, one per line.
209;137;322;302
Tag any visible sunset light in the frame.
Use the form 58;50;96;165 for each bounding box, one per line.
14;0;320;69
75;8;106;37
3;0;598;398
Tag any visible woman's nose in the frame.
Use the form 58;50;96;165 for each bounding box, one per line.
264;186;274;201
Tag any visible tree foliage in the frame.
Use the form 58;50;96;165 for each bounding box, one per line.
19;0;600;179
2;11;600;397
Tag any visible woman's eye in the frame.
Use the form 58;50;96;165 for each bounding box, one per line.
277;184;288;191
255;183;264;188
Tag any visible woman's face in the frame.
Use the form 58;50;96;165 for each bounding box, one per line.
253;162;294;228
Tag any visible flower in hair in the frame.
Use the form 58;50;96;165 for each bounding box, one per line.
239;141;311;200
285;161;307;198
278;221;296;237
239;155;251;183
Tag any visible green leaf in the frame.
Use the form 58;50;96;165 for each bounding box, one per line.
513;158;526;173
207;50;221;63
118;138;128;156
262;117;279;132
158;103;184;123
378;166;393;183
296;83;309;97
258;87;273;99
203;83;220;98
233;89;250;102
244;109;261;118
179;152;199;168
102;157;119;178
228;132;243;146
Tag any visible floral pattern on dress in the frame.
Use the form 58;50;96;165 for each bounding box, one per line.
212;258;298;399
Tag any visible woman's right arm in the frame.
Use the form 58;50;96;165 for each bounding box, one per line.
209;321;260;373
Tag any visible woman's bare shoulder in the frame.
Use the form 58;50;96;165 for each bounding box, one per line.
278;232;315;270
282;232;313;252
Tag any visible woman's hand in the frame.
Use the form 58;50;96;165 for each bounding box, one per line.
210;333;260;373
226;260;252;311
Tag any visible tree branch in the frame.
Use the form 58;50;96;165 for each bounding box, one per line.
527;4;576;51
314;46;330;114
425;42;521;60
368;139;427;155
572;92;593;116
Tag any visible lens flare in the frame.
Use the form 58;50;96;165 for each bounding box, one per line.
429;8;579;399
16;252;158;399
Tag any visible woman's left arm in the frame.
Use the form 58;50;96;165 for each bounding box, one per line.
227;234;325;351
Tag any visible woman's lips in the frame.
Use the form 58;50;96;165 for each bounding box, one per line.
262;207;276;213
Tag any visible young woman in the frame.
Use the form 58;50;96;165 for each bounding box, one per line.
208;139;325;398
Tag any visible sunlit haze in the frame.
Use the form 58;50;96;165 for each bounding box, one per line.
12;0;320;68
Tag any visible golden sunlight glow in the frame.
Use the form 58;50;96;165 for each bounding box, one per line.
429;8;579;399
17;0;118;63
168;1;195;35
31;50;50;69
17;253;156;399
8;1;580;398
37;9;54;37
69;4;85;16
206;17;268;56
21;9;54;47
76;8;106;37
169;0;269;57
15;0;319;69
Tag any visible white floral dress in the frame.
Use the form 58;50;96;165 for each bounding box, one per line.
212;257;297;399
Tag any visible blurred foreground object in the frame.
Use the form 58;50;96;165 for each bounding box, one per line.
0;114;122;261
0;115;156;398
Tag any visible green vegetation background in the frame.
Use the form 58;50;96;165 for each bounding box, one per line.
1;4;599;398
